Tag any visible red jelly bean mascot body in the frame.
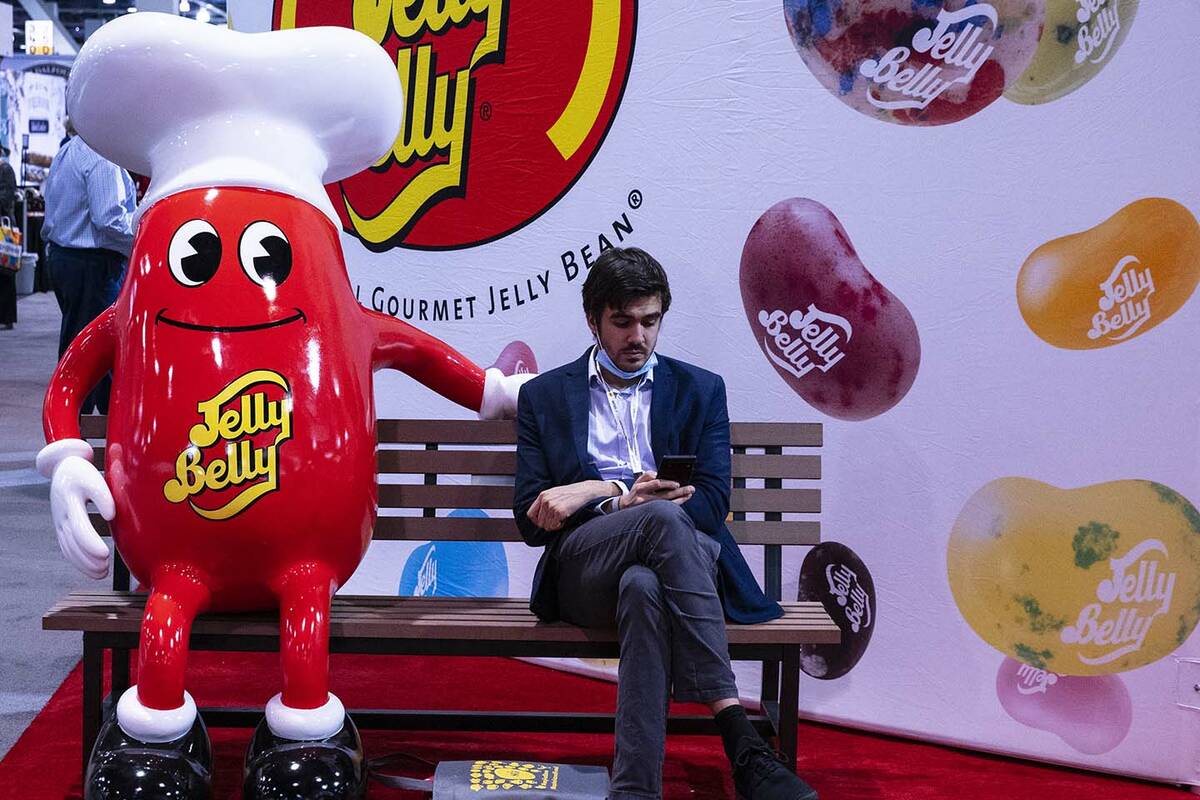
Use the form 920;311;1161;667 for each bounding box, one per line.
36;13;529;800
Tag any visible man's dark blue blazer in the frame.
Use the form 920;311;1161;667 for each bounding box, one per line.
513;349;784;625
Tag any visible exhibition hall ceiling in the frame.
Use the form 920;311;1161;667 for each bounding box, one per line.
11;0;227;49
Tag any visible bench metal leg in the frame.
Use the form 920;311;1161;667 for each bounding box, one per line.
82;633;103;777
111;647;131;700
778;646;800;771
760;500;783;737
759;659;780;719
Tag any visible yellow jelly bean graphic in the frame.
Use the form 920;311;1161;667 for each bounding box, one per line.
1017;198;1200;349
947;478;1200;676
1006;0;1138;105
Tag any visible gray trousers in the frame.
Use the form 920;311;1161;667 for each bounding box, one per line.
554;501;739;800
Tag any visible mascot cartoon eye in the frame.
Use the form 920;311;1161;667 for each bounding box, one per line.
167;219;222;286
239;221;292;287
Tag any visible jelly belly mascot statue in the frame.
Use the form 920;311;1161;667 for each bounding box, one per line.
37;13;531;800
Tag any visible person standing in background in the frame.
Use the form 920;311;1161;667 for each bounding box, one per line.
42;121;136;412
0;145;18;329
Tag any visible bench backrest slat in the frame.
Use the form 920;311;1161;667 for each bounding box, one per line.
101;448;821;481
375;449;820;480
86;515;821;546
372;419;823;448
378;485;820;515
376;419;517;444
81;417;822;547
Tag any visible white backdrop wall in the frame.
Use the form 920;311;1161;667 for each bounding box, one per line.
232;0;1200;785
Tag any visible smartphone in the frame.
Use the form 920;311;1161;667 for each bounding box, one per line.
655;455;696;486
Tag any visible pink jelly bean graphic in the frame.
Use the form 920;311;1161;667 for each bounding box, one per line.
740;198;921;421
996;657;1132;755
783;0;1044;126
490;340;538;376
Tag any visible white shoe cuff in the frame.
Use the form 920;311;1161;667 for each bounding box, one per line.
116;687;197;743
37;438;94;478
265;692;345;741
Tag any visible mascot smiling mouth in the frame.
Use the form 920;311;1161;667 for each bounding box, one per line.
155;308;307;333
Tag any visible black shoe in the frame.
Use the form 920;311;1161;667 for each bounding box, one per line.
733;744;818;800
243;714;366;800
85;712;212;800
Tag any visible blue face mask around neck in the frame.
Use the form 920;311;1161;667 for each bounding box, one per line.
594;343;657;381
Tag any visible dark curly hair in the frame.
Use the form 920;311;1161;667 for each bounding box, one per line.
581;247;672;326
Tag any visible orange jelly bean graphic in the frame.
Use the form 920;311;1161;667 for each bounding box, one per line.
1017;198;1200;349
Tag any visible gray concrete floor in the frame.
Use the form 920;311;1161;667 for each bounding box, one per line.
0;291;94;759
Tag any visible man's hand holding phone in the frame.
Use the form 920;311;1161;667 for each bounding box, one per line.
618;470;695;510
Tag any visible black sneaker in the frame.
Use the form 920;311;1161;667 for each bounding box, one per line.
242;713;366;800
85;712;212;800
733;744;818;800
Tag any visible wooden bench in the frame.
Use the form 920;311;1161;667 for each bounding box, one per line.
44;417;837;776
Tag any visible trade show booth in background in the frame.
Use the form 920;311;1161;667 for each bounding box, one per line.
0;53;69;294
229;0;1200;788
0;54;69;184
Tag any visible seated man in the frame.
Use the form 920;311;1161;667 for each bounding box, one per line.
514;247;818;800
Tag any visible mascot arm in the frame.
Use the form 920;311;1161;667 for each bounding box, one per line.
367;310;533;420
38;305;117;579
43;305;118;443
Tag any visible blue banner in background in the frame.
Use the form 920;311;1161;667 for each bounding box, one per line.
398;509;510;598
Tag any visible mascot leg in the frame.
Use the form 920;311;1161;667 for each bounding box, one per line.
86;568;213;800
243;563;366;800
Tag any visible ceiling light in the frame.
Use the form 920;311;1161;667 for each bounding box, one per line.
196;8;211;23
128;5;138;11
102;0;116;5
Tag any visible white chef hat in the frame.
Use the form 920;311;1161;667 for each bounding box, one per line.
67;12;403;228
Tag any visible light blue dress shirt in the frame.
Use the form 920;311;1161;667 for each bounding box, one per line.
41;136;137;257
587;346;656;512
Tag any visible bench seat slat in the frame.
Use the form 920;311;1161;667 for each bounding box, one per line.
44;593;837;620
45;592;836;612
44;592;839;644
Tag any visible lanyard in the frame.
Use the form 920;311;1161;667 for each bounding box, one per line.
597;362;645;472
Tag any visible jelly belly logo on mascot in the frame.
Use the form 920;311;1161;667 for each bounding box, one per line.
163;370;294;520
273;0;637;250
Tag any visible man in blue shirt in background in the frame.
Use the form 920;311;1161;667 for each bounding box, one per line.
514;247;818;800
42;119;136;413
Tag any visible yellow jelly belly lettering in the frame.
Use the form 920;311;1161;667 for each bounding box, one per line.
345;0;507;245
162;370;293;520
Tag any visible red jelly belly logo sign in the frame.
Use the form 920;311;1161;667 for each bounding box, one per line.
274;0;638;251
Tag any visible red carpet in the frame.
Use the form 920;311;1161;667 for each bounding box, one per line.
0;652;1189;799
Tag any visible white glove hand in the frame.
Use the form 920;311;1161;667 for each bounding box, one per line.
478;367;537;420
37;439;113;580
